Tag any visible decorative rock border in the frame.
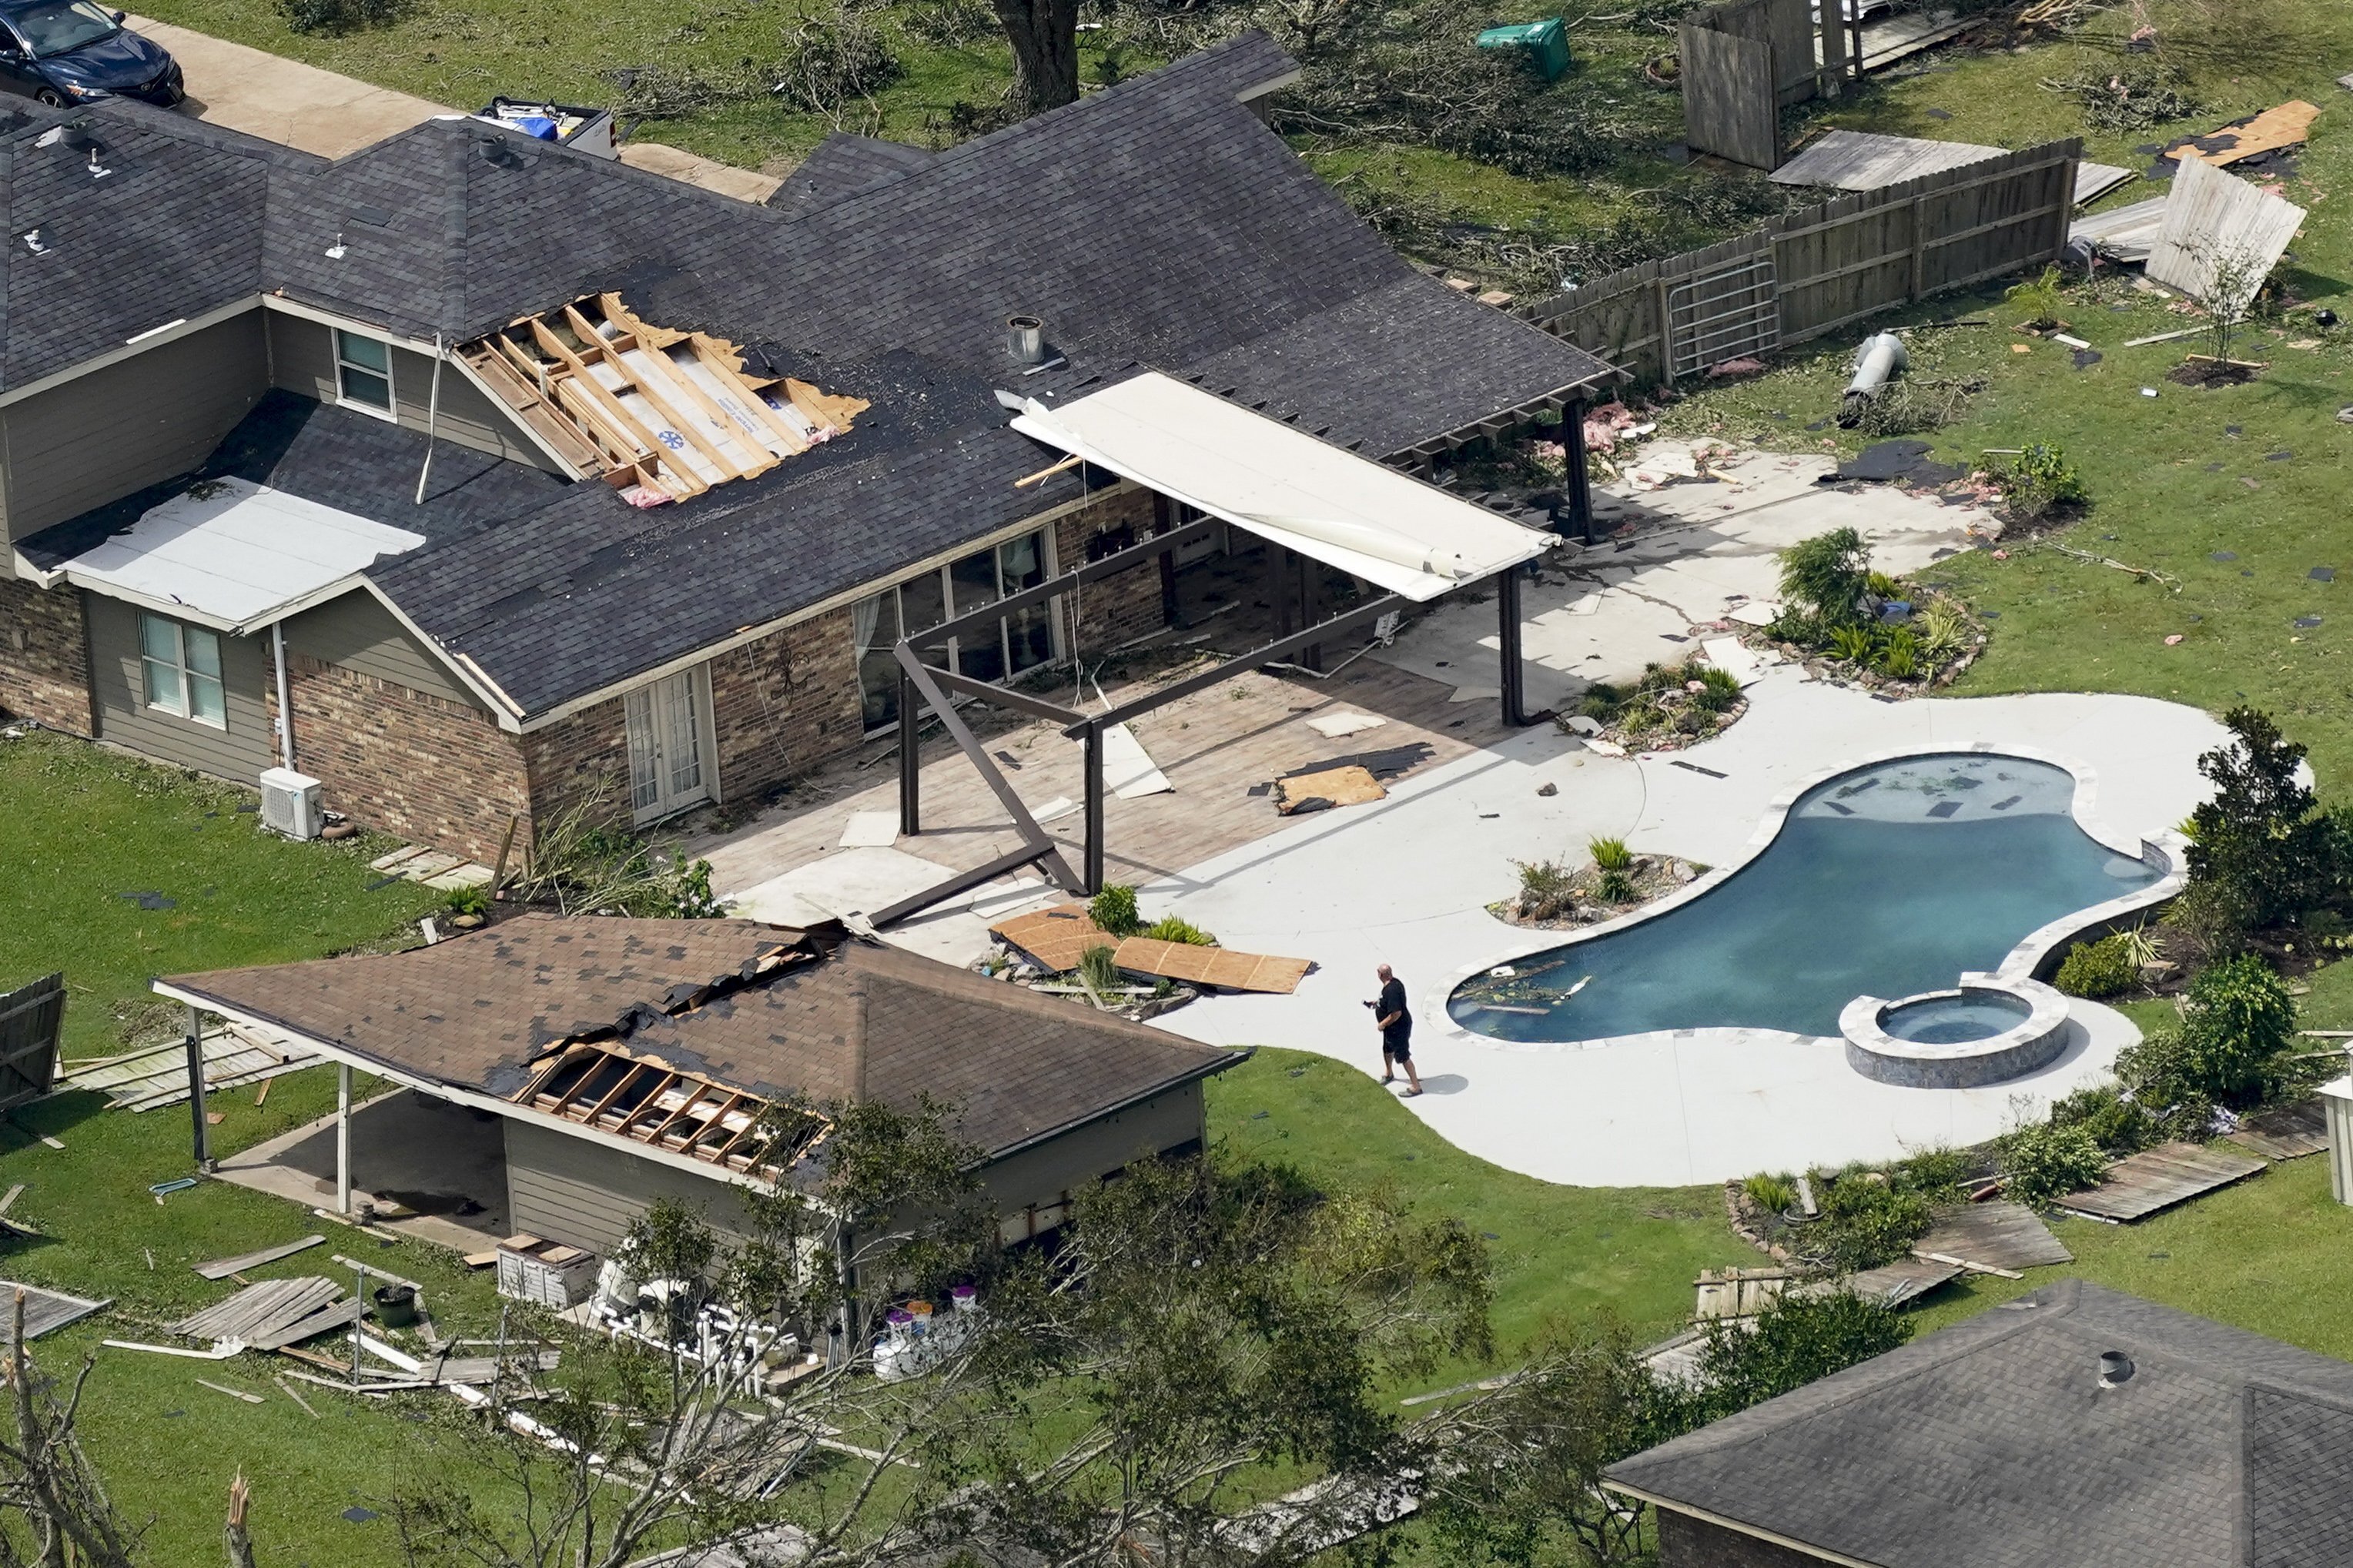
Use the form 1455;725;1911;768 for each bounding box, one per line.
1839;975;2073;1088
1434;742;2187;1078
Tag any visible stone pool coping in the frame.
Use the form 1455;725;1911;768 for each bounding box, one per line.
1433;741;2186;1061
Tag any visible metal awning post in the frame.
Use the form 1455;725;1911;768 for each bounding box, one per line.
336;1061;353;1215
897;665;921;836
183;1005;212;1171
1082;720;1106;895
1498;566;1529;728
1561;396;1595;543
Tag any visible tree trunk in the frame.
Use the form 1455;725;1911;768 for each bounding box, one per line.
992;0;1081;114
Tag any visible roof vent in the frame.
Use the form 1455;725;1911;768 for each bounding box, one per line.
1006;314;1044;366
2098;1351;2135;1389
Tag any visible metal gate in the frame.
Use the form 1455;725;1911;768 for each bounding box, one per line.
1665;255;1780;380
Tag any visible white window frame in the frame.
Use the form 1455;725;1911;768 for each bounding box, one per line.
333;328;397;421
855;527;1060;736
624;666;718;825
139;613;227;731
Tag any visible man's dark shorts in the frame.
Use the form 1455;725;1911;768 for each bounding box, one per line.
1383;1028;1413;1062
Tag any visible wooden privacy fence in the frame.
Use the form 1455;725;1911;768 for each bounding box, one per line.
0;973;62;1113
1519;139;2080;385
1681;0;1993;169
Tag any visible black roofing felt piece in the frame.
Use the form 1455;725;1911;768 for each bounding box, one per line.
1832;440;1963;486
2297;616;2323;628
1608;1280;2353;1568
2212;551;2237;561
2311;567;2334;582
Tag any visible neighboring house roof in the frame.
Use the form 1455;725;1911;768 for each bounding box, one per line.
159;914;1246;1168
14;33;1609;719
763;132;937;219
1604;1278;2353;1568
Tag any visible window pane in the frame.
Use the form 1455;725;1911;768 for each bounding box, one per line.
899;570;946;642
139;613;176;664
664;677;701;797
957;636;1006;684
188;672;226;728
859;650;900;731
142;657;182;715
183;625;223;680
949;550;998;617
998;532;1045;593
1007;605;1055;674
336;330;390;373
624;689;661;813
340;366;391;410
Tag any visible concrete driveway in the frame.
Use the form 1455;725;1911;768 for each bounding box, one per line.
127;14;781;200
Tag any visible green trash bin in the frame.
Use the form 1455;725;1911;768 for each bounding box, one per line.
1475;17;1571;82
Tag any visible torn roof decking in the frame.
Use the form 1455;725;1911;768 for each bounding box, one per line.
520;1041;828;1180
465;293;868;500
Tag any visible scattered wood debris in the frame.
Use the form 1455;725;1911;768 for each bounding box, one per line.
2059;1141;2266;1222
195;1234;326;1281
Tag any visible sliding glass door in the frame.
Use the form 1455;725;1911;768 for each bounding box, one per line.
855;529;1053;731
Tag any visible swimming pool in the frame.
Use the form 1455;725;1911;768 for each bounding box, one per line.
1449;754;2161;1045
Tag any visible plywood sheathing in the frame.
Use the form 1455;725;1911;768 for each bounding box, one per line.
1274;764;1386;814
462;295;866;502
2167;100;2322;167
987;903;1314;995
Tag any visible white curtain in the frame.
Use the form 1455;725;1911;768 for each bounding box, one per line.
852;591;883;657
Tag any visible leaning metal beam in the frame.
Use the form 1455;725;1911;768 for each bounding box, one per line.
926;515;1220;647
892;644;1083;892
1069;593;1409;737
870;840;1065;928
910;664;1086;727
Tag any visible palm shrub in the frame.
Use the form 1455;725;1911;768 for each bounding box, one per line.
1141;915;1216;946
1076;944;1126;992
1827;624;1876;664
1595;868;1637;904
1692;665;1742;712
1588;837;1635;872
1742;1172;1797;1214
1776;527;1871;624
2003;264;2065;330
1916;598;1973;663
1876;629;1922;680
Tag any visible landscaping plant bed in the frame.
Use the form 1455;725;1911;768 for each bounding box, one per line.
1558;654;1750;754
1488;848;1709;929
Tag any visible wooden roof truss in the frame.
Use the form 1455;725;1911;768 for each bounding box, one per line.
457;293;869;502
518;1044;828;1179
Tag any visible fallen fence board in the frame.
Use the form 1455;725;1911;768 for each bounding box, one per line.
1829;1255;1962;1308
169;1277;342;1345
194;1233;326;1281
1919;1202;2073;1271
2059;1141;2267;1222
2227;1098;2330;1161
2147;157;2307;306
1770;129;2003;191
246;1296;370;1352
2072;161;2137;206
2070;193;2167;262
0;1281;109;1342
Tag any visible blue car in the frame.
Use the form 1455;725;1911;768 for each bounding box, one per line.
0;0;180;107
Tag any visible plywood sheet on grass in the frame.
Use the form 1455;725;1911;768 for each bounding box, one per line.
2058;1141;2266;1222
2167;100;2322;168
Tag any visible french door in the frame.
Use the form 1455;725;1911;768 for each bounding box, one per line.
624;669;713;823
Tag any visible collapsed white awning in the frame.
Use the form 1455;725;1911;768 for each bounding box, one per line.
42;477;427;634
1010;371;1551;603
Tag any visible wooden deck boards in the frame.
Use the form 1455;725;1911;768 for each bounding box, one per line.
1917;1202;2073;1271
2060;1141;2268;1223
2227;1098;2330;1161
695;655;1510;899
1836;1255;1963;1307
0;1281;110;1342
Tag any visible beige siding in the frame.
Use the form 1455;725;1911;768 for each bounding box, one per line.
283;590;483;710
504;1118;756;1259
2;312;268;545
86;593;275;781
267;311;566;473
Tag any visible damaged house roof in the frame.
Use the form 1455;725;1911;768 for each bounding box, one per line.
159;915;1248;1175
8;32;1610;719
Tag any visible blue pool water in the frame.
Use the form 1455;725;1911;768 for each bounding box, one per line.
1449;754;2157;1044
1880;991;2031;1045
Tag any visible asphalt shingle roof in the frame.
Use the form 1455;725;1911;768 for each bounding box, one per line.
762;132;936;218
166;915;1245;1162
15;35;1611;716
1605;1279;2353;1568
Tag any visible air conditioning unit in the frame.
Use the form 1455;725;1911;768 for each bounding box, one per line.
257;767;323;841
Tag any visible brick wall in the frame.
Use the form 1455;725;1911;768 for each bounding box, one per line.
1053;488;1168;658
709;605;864;806
0;579;91;734
521;697;631;837
281;654;531;865
1656;1509;1837;1568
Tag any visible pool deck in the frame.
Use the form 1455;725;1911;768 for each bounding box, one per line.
1146;667;2229;1186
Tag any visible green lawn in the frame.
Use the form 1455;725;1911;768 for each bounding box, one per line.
0;733;503;1564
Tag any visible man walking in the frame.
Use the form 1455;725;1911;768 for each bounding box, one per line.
1370;963;1422;1097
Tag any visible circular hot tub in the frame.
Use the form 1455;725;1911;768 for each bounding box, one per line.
1840;976;2070;1088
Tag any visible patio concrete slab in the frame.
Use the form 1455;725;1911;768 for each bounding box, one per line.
1375;447;1993;714
1143;669;2228;1186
